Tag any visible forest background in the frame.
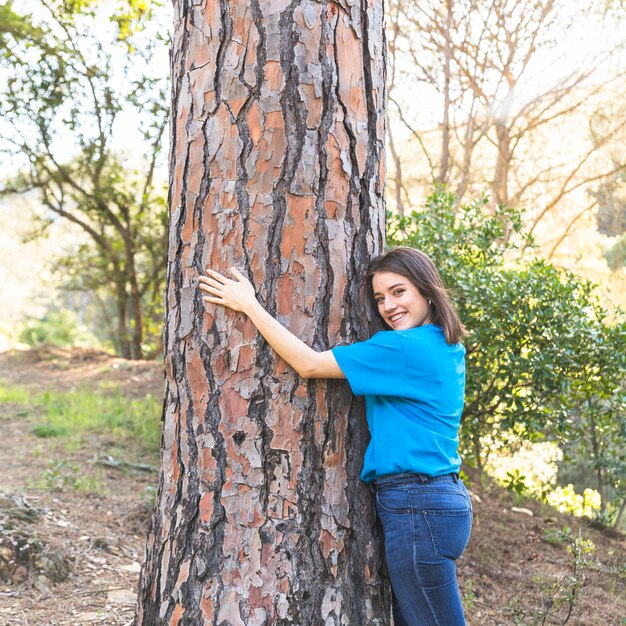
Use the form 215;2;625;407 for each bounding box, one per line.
0;0;625;621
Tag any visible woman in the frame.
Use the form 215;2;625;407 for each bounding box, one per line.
199;246;472;626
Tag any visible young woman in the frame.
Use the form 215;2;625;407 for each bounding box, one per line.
199;246;472;626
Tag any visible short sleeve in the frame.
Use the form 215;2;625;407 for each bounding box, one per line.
331;331;406;396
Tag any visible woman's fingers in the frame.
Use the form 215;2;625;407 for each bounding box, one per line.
200;266;253;313
200;284;223;296
198;275;224;290
230;266;245;281
201;267;247;285
204;268;227;283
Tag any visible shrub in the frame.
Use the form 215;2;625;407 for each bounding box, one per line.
18;310;99;349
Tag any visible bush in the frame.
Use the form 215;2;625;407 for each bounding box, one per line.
18;310;99;349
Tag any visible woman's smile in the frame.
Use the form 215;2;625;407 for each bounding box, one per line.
389;311;407;326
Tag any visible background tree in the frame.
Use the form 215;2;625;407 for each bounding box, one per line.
136;1;389;624
386;0;626;264
0;0;169;358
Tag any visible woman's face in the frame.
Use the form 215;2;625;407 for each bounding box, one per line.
371;271;431;330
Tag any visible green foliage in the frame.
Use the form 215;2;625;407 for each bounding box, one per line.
142;484;157;507
18;310;99;349
504;469;527;496
485;440;606;520
111;0;163;43
38;387;162;452
509;529;596;624
504;596;527;625
461;578;477;611
556;324;626;525
605;233;626;270
388;190;626;519
32;423;68;438
457;469;472;488
545;483;601;518
538;531;595;625
0;384;31;405
542;526;572;546
35;459;104;493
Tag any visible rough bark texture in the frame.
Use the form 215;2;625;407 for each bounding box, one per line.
136;0;388;624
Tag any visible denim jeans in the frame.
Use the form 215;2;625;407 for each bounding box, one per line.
372;472;473;626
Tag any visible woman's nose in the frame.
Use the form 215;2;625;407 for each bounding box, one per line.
383;297;396;311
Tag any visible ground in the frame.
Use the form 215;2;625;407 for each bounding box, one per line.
0;348;624;625
458;471;626;624
0;348;162;626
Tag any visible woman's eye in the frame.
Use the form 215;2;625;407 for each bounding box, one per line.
393;289;404;296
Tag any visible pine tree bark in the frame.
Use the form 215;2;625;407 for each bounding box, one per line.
136;1;388;624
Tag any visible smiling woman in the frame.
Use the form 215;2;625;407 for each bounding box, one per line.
198;246;472;626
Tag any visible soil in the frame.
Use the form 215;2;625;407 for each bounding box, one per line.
0;347;624;626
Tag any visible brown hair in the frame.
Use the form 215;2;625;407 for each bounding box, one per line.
366;247;466;345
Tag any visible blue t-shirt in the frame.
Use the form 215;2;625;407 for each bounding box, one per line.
331;324;465;483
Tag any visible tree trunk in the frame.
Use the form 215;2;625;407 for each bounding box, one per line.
587;402;605;514
127;245;144;360
387;113;404;216
613;496;626;530
116;277;132;360
472;425;482;472
492;119;511;207
136;1;389;624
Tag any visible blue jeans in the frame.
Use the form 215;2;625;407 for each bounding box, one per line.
373;472;472;626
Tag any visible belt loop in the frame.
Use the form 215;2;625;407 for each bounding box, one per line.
417;473;428;484
452;473;459;483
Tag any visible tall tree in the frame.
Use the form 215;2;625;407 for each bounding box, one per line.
136;1;389;624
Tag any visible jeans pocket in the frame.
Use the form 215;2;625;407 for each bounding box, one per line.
375;487;411;514
422;507;472;560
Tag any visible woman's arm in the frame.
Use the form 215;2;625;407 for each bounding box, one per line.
198;267;345;380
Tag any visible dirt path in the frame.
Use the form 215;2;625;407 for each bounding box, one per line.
0;348;163;626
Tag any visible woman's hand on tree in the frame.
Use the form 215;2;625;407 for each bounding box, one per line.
199;267;257;314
